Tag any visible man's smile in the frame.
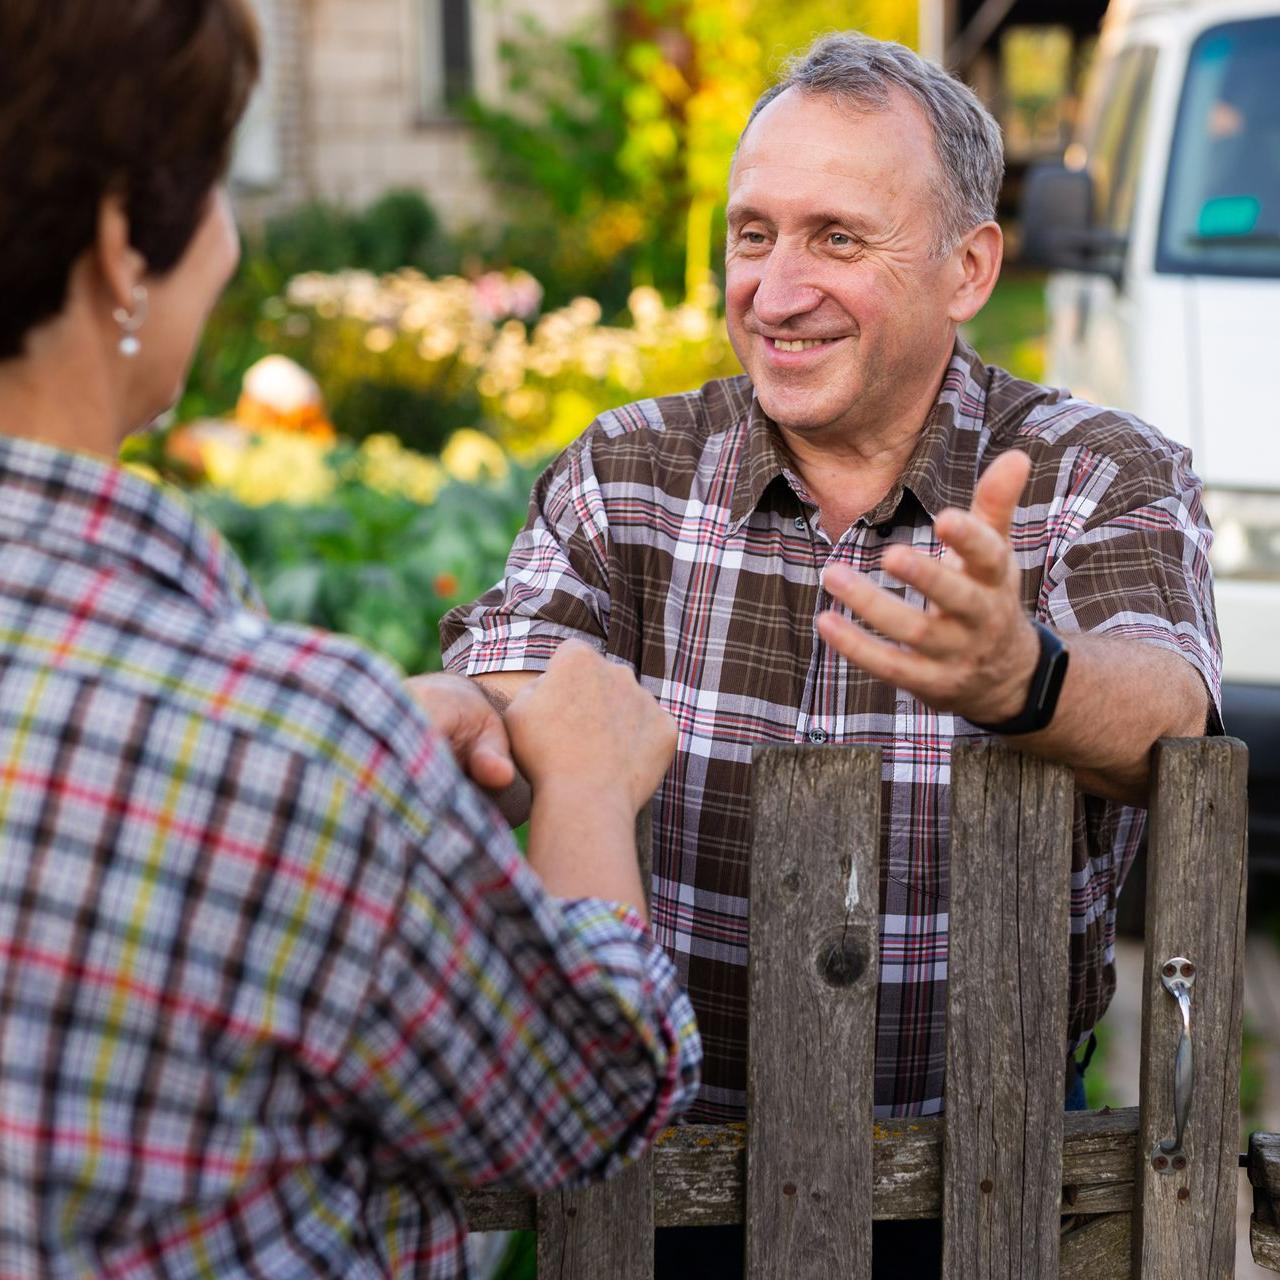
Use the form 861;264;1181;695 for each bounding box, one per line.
757;333;851;367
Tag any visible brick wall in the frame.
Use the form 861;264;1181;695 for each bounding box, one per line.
235;0;609;230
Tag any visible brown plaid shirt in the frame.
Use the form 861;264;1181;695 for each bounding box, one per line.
442;339;1221;1120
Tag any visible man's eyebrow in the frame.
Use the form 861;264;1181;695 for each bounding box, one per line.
725;204;769;226
726;204;876;233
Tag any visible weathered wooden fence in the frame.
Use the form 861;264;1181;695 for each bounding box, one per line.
462;737;1280;1278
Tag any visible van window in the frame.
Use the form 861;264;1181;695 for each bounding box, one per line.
1084;46;1159;238
1158;17;1280;278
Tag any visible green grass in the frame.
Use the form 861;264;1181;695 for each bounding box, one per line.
962;270;1048;382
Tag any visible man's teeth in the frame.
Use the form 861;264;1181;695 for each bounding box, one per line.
773;338;832;352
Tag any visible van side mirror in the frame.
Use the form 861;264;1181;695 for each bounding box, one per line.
1020;164;1127;281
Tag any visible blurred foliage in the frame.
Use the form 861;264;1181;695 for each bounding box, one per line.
960;271;1047;382
466;0;918;313
1000;26;1078;158
202;267;740;460
164;430;537;677
179;189;457;425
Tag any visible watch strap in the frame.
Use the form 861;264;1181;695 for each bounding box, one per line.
969;621;1070;736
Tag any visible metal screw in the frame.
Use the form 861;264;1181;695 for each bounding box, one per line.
1162;963;1177;978
1153;1155;1169;1171
782;1183;796;1197
1180;962;1195;977
1172;1155;1187;1170
1177;1188;1190;1202
980;1179;993;1194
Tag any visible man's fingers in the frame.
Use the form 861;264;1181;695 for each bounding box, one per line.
822;563;969;655
405;672;518;792
929;510;1011;587
468;741;517;791
876;547;986;621
815;610;945;693
970;449;1031;541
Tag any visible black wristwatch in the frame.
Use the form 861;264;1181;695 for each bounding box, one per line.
970;621;1069;736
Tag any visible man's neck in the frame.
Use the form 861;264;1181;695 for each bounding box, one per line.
775;360;949;540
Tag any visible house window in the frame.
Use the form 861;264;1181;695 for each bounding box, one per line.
417;0;473;118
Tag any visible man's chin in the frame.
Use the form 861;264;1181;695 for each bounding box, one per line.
753;388;849;435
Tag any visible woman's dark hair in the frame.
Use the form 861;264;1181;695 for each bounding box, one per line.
0;0;261;359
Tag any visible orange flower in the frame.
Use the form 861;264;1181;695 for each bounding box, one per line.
433;572;459;597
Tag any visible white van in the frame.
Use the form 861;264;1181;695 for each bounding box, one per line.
1022;0;1280;872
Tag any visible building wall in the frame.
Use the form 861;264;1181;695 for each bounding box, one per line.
234;0;609;229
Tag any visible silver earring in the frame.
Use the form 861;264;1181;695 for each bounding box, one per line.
113;286;148;358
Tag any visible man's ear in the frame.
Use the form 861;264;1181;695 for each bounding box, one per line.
945;221;1003;326
93;194;148;315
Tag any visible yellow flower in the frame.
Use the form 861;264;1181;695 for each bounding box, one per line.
202;429;336;507
441;428;509;484
354;433;446;504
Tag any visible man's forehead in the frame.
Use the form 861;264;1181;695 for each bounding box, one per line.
729;86;937;196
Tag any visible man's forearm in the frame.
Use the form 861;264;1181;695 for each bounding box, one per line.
1012;634;1210;806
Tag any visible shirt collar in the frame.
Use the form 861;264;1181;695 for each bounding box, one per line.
0;433;261;616
729;337;992;531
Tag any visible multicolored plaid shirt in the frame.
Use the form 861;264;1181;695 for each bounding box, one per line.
0;435;700;1279
442;339;1221;1122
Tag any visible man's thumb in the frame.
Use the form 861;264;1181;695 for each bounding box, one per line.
467;718;516;791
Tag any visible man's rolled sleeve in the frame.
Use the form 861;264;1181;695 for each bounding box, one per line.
332;776;700;1193
1039;444;1222;727
442;435;612;676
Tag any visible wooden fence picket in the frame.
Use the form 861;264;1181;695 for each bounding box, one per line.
744;745;881;1280
1134;738;1248;1279
942;743;1075;1279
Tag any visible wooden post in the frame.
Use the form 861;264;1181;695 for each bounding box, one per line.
535;809;657;1279
942;742;1074;1279
1134;738;1248;1279
745;746;881;1280
1248;1132;1280;1271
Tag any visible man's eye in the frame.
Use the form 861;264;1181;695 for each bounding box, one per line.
829;232;855;248
741;231;768;245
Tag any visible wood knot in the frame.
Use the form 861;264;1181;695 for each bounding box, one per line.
980;1179;994;1194
816;936;868;987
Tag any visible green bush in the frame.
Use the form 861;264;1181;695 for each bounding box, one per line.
179;190;457;425
193;461;536;677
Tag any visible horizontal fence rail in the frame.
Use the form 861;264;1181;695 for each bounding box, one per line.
461;737;1252;1279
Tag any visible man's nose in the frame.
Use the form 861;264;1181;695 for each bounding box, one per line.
749;245;824;327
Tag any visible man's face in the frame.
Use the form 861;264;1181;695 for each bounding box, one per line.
725;87;961;444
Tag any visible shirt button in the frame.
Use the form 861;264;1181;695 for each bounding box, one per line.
807;727;829;744
231;611;267;642
875;522;894;538
793;515;808;531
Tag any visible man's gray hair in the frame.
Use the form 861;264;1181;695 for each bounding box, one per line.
743;32;1004;256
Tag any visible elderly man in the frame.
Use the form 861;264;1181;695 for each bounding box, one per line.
440;30;1219;1277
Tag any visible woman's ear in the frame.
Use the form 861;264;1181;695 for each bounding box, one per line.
946;221;1004;326
93;193;148;315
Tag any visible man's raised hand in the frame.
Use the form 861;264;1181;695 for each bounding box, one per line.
816;449;1042;724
